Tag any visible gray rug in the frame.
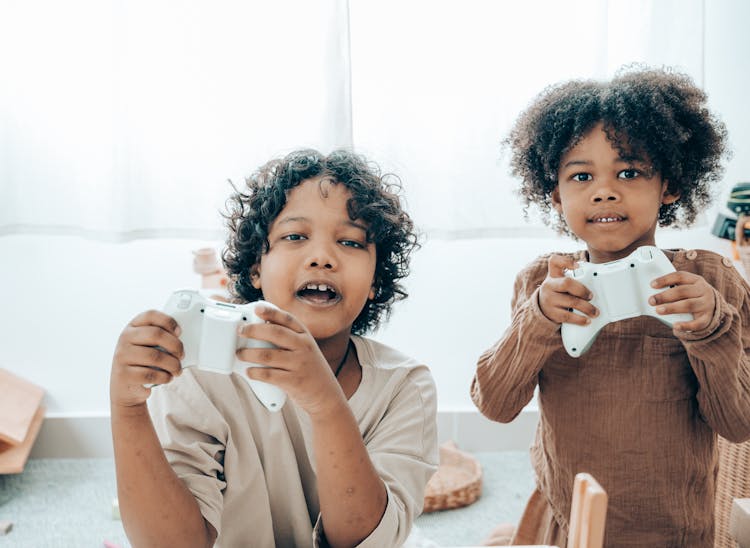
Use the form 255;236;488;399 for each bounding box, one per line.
0;452;534;547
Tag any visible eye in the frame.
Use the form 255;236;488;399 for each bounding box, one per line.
571;173;592;182
340;239;365;249
282;233;306;241
618;169;640;180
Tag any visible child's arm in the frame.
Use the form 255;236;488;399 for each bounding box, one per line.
110;311;217;548
650;257;750;442
238;307;390;547
472;254;596;422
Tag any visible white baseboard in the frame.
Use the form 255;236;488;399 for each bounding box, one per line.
29;409;539;458
30;413;114;458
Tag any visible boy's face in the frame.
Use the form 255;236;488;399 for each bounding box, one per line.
551;123;679;264
250;177;377;341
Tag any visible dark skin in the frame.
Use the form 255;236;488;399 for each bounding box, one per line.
111;180;388;548
111;311;218;548
538;126;717;333
538;253;717;333
111;306;386;548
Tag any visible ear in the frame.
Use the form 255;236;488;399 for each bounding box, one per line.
368;286;376;301
250;265;262;290
661;181;680;205
551;186;563;213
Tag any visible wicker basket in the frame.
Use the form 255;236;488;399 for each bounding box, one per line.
714;436;750;547
423;441;482;513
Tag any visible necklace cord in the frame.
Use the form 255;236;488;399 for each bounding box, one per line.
334;340;352;378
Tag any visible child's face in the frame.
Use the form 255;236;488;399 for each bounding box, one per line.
250;177;377;341
552;123;679;263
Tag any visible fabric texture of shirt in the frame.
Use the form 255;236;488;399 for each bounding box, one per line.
148;335;438;547
471;248;750;548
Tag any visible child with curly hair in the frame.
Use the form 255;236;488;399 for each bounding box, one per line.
110;149;438;547
471;67;750;547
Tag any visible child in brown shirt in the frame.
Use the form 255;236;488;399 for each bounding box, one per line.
471;67;750;547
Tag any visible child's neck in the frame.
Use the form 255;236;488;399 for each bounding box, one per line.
317;332;354;373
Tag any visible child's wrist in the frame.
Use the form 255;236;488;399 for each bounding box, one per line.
110;401;151;419
306;394;351;423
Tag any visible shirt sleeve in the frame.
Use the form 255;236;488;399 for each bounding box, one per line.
675;252;750;442
147;373;229;536
313;364;438;547
471;255;563;422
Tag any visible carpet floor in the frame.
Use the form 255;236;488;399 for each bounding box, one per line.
0;452;534;547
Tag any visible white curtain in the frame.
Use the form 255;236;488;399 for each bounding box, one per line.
0;0;703;241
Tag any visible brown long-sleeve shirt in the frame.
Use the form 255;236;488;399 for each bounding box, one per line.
471;248;750;547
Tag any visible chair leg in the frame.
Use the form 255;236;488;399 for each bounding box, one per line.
568;473;608;548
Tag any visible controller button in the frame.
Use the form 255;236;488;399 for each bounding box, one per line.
722;256;733;267
686;250;697;260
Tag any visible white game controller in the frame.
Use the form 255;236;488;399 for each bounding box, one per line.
560;246;693;357
163;289;286;411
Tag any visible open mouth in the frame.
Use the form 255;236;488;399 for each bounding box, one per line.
588;214;626;224
296;282;340;305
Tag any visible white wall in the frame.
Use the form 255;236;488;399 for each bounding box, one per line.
2;0;749;455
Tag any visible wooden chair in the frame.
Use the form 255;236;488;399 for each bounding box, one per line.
489;472;607;548
715;437;750;547
568;473;608;548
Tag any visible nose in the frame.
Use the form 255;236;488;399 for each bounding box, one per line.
590;179;620;203
306;241;336;270
308;258;334;269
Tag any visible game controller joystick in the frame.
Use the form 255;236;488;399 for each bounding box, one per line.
560;246;693;357
163;289;286;411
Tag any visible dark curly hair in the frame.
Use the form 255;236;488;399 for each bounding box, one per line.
222;149;419;335
505;65;729;236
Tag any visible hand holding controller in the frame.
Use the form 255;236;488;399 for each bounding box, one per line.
560;246;693;357
163;289;287;411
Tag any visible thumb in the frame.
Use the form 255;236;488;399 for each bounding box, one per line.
547;254;578;278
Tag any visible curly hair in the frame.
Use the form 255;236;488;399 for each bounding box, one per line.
505;65;729;236
222;149;419;335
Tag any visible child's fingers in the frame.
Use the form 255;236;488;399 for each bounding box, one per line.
539;278;595;323
554;292;597;323
253;304;307;335
127;325;184;360
649;270;698;290
244;364;291;387
569;297;598;319
238;322;300;350
672;314;712;333
554;277;593;301
648;284;703;306
546;287;597;317
665;308;713;331
123;365;175;387
117;345;183;377
653;292;715;320
129;310;182;336
560;307;592;326
540;292;596;324
547;254;579;278
236;346;292;370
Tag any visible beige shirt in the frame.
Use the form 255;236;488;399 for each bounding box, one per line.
472;249;750;548
148;335;438;548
